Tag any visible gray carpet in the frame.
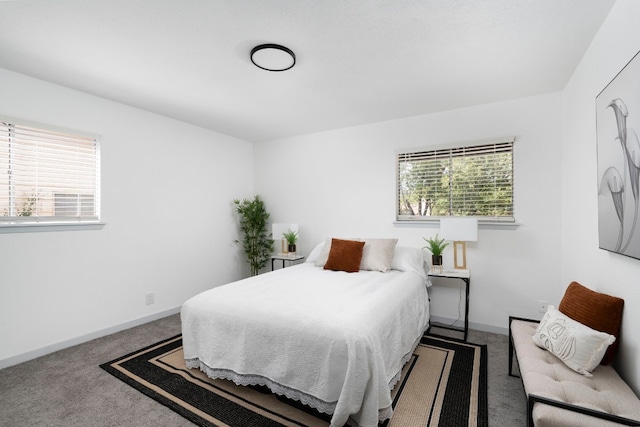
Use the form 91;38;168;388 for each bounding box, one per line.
0;314;526;426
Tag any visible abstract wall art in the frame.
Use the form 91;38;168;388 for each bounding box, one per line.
596;50;640;259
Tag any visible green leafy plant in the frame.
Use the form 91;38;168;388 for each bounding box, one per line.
233;195;274;276
423;234;449;256
3;197;37;217
282;229;298;245
18;194;38;217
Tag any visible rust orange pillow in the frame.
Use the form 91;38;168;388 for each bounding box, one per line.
323;238;365;273
558;281;624;365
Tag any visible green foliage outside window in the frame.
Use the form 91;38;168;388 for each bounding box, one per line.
2;193;39;217
18;194;38;216
397;141;514;220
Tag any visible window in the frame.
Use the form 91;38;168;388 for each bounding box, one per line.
0;117;100;225
396;138;514;222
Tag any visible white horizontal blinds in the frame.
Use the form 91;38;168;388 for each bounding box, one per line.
0;120;99;223
397;140;514;221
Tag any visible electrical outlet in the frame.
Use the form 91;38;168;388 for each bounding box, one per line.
537;300;548;313
146;293;155;306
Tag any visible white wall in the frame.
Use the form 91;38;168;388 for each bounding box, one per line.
0;68;254;367
562;0;640;394
254;92;564;334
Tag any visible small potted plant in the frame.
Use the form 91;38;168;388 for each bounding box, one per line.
282;229;298;255
423;234;448;269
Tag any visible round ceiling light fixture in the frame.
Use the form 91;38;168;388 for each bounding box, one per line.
250;44;296;72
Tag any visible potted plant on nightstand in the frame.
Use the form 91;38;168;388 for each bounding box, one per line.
282;229;298;255
423;234;448;270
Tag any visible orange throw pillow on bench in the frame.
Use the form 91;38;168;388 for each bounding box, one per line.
558;281;624;365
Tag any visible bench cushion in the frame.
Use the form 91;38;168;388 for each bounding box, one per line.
512;319;640;426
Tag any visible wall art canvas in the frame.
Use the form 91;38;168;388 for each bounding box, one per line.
597;50;640;259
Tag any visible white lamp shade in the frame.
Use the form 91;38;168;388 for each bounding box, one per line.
439;217;478;242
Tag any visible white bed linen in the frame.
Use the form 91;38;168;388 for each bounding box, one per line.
181;262;429;427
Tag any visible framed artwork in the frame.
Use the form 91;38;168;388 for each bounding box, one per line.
596;50;640;259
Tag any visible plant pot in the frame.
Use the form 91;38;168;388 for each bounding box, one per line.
431;255;443;272
288;244;296;255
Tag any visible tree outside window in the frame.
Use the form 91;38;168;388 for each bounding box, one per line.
397;140;514;221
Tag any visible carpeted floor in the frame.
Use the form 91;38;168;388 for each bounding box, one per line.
0;314;527;426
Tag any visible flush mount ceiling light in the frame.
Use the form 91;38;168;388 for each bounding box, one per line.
250;44;296;72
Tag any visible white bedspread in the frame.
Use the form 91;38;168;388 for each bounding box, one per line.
181;262;429;427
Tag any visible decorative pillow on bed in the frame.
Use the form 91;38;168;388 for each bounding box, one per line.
313;237;359;267
323;238;366;273
558;281;624;365
532;305;616;377
359;238;398;272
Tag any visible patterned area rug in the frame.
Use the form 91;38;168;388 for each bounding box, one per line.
101;333;487;427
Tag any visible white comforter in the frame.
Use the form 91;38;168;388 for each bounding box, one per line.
181;262;429;427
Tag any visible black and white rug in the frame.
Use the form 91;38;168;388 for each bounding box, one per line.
101;333;487;426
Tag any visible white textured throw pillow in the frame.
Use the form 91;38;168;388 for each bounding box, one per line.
360;239;398;272
532;305;616;376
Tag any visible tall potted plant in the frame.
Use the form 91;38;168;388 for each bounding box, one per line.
423;234;448;268
233;195;274;276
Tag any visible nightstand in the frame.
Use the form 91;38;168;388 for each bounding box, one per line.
271;255;305;271
427;268;471;341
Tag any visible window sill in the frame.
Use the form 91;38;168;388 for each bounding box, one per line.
0;222;106;233
393;220;520;230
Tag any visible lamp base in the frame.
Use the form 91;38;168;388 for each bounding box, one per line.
453;241;467;269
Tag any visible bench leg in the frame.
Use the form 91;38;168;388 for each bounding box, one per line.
527;396;535;427
509;330;514;376
509;316;518;377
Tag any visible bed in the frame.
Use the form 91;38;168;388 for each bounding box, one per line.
181;239;430;427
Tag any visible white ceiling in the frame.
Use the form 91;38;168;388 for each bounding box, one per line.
0;0;616;142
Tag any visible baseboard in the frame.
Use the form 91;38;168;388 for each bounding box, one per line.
429;315;509;336
0;306;181;370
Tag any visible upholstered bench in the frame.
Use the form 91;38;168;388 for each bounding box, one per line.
509;281;640;426
509;316;640;426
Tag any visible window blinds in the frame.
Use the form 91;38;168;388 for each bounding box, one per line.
0;119;100;223
397;139;514;221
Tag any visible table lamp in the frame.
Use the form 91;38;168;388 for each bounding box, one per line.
439;217;478;270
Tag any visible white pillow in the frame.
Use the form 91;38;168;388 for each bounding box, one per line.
313;237;333;267
532;305;616;377
360;238;398;272
390;246;427;280
305;242;325;264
